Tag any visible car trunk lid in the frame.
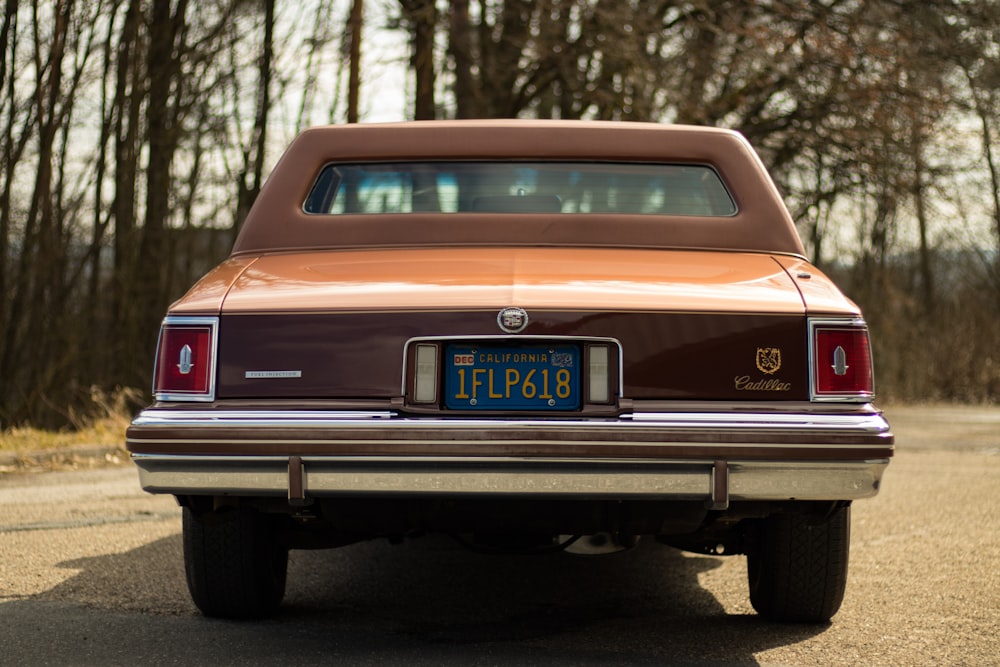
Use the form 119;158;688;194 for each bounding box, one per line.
205;248;832;402
218;247;806;314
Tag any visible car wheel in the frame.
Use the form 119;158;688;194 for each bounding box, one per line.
183;505;288;618
747;504;850;623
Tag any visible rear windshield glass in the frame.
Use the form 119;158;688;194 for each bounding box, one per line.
303;162;736;216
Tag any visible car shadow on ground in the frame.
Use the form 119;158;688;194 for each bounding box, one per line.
20;530;831;665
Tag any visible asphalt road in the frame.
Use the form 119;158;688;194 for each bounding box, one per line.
1;405;997;666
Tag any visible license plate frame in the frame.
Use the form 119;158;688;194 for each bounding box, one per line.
444;343;581;411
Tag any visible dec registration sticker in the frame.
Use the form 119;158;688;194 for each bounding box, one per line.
444;344;580;410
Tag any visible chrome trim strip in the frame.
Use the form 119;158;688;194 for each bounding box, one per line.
132;410;397;426
132;454;888;500
625;411;889;432
131;408;890;435
129;454;763;464
127;438;886;451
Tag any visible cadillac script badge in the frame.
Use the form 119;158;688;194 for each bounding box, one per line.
755;347;782;375
497;307;529;333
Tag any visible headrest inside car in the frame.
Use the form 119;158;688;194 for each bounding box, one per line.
472;194;562;213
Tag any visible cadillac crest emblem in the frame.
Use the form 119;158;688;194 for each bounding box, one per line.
755;347;782;375
497;306;529;333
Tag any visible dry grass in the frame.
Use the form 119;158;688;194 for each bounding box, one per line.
0;387;137;455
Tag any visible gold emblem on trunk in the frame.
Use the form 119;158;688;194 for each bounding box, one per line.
755;347;782;375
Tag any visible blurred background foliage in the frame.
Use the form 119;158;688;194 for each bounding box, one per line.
1;0;998;428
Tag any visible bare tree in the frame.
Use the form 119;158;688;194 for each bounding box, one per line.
1;1;76;418
0;0;21;355
447;0;481;118
295;0;339;132
235;0;275;229
1;0;999;426
346;0;363;123
109;0;145;387
400;0;436;120
953;0;1000;295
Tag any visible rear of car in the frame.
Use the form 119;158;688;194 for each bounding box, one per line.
126;121;892;622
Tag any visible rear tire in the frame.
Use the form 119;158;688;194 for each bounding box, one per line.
183;505;288;618
747;504;850;623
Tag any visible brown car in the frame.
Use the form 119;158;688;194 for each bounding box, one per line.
126;120;892;622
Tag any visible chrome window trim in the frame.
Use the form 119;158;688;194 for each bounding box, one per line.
301;161;739;217
152;316;219;403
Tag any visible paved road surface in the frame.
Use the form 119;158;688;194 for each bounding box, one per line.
1;405;997;666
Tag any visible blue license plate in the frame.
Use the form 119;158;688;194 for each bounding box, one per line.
444;344;580;410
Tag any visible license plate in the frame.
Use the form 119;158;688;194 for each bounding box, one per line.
445;344;580;410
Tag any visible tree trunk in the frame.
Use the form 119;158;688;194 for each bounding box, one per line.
235;0;274;232
978;99;1000;295
448;0;480;118
911;129;934;310
0;0;19;369
401;0;436;120
0;0;72;415
674;4;718;125
134;0;188;387
347;0;363;123
110;0;143;385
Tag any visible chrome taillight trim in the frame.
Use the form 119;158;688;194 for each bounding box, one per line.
808;317;875;402
152;315;219;402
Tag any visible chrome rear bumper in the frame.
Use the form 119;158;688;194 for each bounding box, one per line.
127;408;892;508
133;454;888;508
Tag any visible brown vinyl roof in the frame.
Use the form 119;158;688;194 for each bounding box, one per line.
231;120;806;257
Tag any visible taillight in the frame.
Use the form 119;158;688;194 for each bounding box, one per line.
810;318;874;401
152;316;218;401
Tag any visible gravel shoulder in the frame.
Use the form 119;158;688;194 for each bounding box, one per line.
0;405;997;666
884;403;1000;451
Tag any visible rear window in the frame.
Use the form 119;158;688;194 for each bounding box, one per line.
303;162;736;216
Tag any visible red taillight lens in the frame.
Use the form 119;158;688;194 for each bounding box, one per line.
811;320;874;400
152;317;218;401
